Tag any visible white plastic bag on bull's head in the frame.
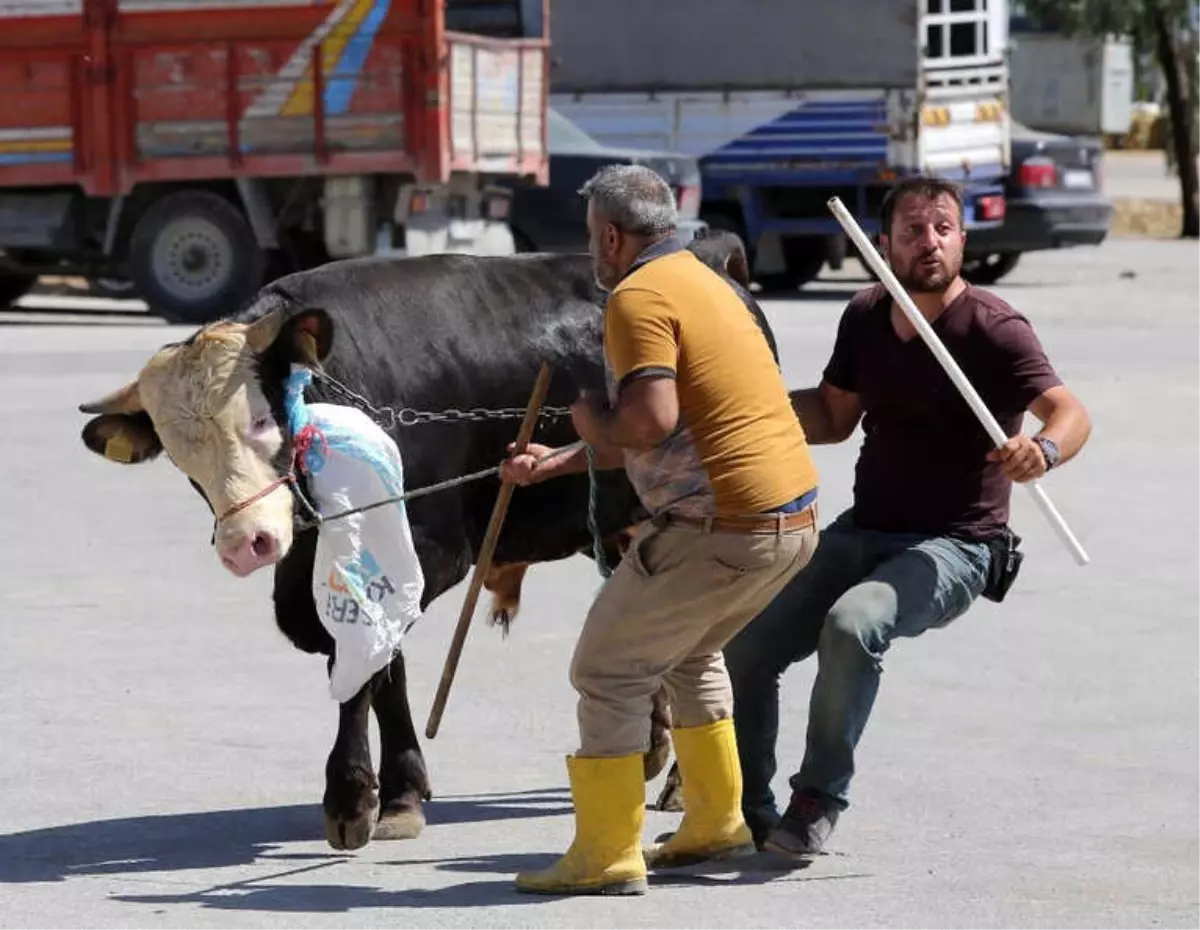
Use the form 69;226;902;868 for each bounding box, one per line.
283;366;426;703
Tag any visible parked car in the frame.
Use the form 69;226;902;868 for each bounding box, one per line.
504;108;706;252
962;120;1114;284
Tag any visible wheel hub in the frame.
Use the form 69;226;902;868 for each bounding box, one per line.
151;216;234;302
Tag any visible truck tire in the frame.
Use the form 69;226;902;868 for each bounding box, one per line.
758;236;826;293
963;252;1020;285
0;272;36;309
128;190;265;325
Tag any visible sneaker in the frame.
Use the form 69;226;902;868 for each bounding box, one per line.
763;789;841;857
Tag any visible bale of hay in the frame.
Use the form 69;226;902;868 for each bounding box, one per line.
1110;197;1182;237
1123;109;1164;150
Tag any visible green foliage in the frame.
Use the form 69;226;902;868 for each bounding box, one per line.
1019;0;1193;40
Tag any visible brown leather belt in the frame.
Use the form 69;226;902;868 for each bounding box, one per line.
660;503;818;536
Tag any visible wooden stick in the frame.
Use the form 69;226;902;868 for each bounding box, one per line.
425;362;555;738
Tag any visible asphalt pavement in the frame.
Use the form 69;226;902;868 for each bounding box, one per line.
1101;150;1195;203
0;237;1196;928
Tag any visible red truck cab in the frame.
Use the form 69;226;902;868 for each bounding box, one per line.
0;0;549;322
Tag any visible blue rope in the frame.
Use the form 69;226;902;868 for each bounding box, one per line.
585;444;613;580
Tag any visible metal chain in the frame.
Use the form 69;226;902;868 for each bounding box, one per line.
292;440;587;532
312;369;573;431
288;368;612;581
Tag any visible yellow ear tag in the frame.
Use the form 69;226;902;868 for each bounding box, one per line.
104;432;135;463
298;331;318;363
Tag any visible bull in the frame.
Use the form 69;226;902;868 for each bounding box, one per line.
77;229;768;850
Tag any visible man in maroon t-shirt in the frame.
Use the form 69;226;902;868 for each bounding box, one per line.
720;175;1093;857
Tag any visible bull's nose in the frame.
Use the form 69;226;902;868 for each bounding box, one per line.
250;531;278;561
219;531;282;577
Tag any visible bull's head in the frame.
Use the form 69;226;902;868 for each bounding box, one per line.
78;307;333;577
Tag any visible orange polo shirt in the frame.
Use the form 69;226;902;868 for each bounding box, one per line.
604;246;818;517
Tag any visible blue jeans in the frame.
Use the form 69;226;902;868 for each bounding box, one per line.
723;508;991;828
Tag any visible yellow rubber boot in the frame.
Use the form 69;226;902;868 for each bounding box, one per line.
515;753;649;896
645;717;756;869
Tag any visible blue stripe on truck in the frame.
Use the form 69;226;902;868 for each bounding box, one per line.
708;98;889;167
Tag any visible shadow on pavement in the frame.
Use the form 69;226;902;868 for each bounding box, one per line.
107;850;842;912
0;804;325;885
0;790;573;886
109;857;541;912
0;790;853;912
424;787;573;826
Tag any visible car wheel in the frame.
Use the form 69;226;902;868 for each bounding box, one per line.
128;190;265;325
963;252;1021;286
0;272;36;309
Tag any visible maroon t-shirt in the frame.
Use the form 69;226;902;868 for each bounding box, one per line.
823;284;1062;541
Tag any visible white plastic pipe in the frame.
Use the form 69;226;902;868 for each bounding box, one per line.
826;196;1089;567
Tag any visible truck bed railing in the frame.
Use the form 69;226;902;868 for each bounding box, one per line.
0;24;547;195
922;62;1008;99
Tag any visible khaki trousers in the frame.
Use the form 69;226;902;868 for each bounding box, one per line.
569;514;819;757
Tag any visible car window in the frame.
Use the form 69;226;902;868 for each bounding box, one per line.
547;109;606;152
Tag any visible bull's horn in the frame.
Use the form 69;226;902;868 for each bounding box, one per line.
79;380;143;415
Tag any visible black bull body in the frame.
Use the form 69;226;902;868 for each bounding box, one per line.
78;229;777;850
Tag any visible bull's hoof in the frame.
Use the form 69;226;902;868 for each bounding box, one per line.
324;798;380;851
643;739;672;781
374;799;427;840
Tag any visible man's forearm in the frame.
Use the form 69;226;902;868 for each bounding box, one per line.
790;388;841;444
1036;403;1092;466
1027;385;1092;469
539;439;624;480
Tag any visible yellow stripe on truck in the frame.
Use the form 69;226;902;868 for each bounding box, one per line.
281;0;375;117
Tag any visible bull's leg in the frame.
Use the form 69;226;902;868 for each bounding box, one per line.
650;685;683;812
645;685;674;781
372;650;431;840
655;761;685;812
271;533;382;848
323;676;380;851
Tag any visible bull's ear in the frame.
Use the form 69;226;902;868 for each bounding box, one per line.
78;379;143;416
282;308;334;366
245;307;333;366
81;412;162;465
724;247;751;290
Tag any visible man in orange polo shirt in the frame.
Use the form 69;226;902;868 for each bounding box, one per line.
501;164;820;896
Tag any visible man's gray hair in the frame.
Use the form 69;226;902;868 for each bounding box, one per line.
578;164;678;236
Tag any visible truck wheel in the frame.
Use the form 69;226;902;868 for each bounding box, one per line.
128;190;264;325
963;252;1020;285
758;236;825;293
0;272;36;309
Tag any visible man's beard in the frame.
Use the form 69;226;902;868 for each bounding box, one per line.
889;250;961;293
593;258;620;292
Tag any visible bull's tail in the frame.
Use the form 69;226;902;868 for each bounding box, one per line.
484;562;529;638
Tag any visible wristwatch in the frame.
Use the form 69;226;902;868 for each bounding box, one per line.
1033;435;1060;470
